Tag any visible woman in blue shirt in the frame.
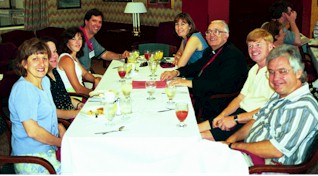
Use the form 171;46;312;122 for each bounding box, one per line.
173;13;208;67
9;38;64;174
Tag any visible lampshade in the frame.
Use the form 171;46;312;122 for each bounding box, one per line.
124;2;147;14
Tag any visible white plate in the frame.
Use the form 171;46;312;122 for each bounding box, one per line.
80;105;105;119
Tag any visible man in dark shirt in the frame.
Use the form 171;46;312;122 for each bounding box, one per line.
160;20;248;120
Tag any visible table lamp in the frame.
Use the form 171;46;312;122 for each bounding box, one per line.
124;2;147;36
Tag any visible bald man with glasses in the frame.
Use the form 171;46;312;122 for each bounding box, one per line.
161;20;248;121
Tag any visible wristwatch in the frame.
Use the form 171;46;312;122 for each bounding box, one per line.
234;115;239;124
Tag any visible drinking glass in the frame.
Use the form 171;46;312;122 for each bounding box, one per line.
117;65;126;82
145;80;156;100
120;98;132;119
121;81;132;99
144;50;152;61
125;63;133;79
165;84;176;106
131;50;140;72
154;50;163;61
148;60;158;79
104;103;117;124
175;103;188;127
127;52;137;64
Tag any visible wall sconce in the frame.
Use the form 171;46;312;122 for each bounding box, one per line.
124;2;147;36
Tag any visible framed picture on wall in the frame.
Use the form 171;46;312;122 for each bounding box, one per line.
147;0;173;8
58;0;81;9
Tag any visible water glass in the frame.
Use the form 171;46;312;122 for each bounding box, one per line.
121;81;132;99
148;60;158;79
119;98;132;119
145;80;156;100
165;84;176;106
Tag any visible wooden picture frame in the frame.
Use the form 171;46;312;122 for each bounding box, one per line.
147;0;173;8
58;0;81;9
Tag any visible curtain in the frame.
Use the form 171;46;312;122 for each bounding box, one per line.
24;0;48;30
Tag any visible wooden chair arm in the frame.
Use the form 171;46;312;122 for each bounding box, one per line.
67;92;89;100
249;164;309;174
58;118;71;129
0;155;56;174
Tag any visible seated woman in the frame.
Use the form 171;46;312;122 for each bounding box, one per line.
57;27;100;96
42;37;83;120
173;12;208;67
9;38;64;174
261;20;286;47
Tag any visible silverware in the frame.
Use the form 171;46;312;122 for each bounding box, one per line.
94;126;125;135
157;108;174;112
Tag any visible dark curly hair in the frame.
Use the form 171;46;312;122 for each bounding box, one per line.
269;0;293;20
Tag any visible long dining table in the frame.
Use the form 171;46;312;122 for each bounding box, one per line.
61;59;249;174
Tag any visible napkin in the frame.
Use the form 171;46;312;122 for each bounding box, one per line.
160;62;175;68
132;81;167;89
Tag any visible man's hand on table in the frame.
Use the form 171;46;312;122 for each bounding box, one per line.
160;70;179;81
169;78;192;88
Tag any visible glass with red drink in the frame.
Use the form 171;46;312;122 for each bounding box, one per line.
175;103;188;127
117;65;126;82
144;50;152;61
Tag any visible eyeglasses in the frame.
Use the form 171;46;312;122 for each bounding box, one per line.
266;68;292;78
205;29;227;36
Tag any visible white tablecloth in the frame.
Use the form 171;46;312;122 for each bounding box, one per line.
61;59;249;174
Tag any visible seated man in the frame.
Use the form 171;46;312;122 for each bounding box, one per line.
263;0;301;46
79;8;130;71
199;28;275;141
160;20;248;120
225;44;318;167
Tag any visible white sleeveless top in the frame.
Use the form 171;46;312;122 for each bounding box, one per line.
57;53;83;91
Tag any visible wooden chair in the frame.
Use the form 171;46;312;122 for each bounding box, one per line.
249;136;318;174
0;95;56;174
195;91;240;123
0;43;17;74
138;43;177;57
35;27;65;47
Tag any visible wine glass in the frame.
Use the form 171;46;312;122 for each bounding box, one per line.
148;60;158;79
121;81;132;99
117;65;126;82
127;52;136;64
145;80;156;100
165;84;176;106
175;103;188;127
120;98;132;120
144;50;152;61
154;50;163;62
125;63;133;79
131;50;140;72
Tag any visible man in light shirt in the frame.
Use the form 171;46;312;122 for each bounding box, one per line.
225;44;318;166
199;28;275;141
